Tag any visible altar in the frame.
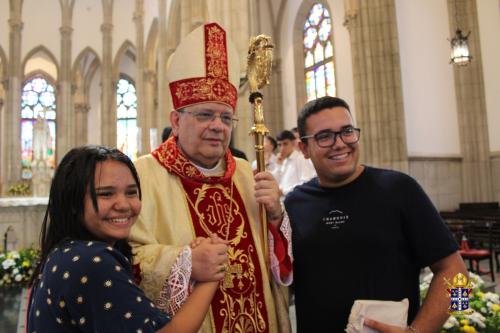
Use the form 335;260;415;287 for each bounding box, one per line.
0;197;47;250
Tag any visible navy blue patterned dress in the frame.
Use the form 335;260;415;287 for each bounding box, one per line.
28;240;170;332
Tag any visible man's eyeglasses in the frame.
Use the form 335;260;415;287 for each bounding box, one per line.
301;127;361;148
178;110;238;127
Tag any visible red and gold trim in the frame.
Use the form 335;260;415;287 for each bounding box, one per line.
169;23;238;110
152;137;270;333
152;137;236;183
170;77;237;111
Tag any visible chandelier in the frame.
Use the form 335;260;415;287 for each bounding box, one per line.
449;0;471;66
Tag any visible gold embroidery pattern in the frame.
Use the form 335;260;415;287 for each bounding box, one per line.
219;245;266;333
168;23;237;110
187;183;245;244
186;184;267;332
170;77;237;110
152;137;236;183
153;138;204;179
151;137;268;332
206;24;228;79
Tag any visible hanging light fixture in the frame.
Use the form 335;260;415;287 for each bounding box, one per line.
449;0;472;66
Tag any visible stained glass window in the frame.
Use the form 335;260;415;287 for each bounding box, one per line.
21;76;57;178
116;76;138;160
304;3;336;101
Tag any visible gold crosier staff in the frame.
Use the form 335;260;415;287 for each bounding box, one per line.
247;35;274;271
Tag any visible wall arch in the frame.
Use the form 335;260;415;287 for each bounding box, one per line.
145;18;159;71
22;45;60;81
73;47;101;105
113;40;136;81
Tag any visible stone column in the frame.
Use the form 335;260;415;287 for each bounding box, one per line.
58;0;76;162
0;86;4;193
134;0;147;155
74;102;90;146
448;0;493;202
344;0;408;172
156;0;168;128
262;0;285;139
101;0;115;147
2;1;24;194
180;0;207;34
143;69;157;150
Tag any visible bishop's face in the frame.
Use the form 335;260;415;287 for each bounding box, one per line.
171;102;234;168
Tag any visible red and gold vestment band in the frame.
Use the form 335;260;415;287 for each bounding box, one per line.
151;137;269;332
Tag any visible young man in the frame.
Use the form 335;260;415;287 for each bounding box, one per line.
285;96;467;333
129;23;292;333
272;130;316;198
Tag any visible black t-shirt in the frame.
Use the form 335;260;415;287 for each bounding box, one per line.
284;166;458;333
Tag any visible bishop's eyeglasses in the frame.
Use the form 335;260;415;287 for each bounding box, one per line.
178;110;238;128
300;127;361;148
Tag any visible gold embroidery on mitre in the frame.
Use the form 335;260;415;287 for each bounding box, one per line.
168;23;237;110
206;24;228;79
171;77;237;110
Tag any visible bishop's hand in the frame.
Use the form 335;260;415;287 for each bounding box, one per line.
254;171;283;228
191;236;229;282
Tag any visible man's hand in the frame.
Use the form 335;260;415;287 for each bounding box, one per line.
254;171;282;228
363;318;408;333
191;235;229;282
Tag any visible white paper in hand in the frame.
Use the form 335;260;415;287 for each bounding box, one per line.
345;298;409;333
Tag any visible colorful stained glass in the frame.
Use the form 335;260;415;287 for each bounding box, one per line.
325;41;333;58
21;76;57;177
325;62;336;96
306;70;316;101
117;119;138;161
319;18;331;41
303;3;336;100
32;77;47;93
47;121;56;168
308;4;324;25
21;120;34;161
116;77;138;160
315;66;326;97
314;43;324;63
45;110;56;120
40;91;55;107
304;28;317;49
22;90;38;106
305;51;314;68
22;107;33;119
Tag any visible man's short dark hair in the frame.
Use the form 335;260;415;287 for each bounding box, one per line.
276;130;296;142
161;127;172;142
297;96;351;141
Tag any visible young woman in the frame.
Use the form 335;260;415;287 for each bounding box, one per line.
28;145;227;333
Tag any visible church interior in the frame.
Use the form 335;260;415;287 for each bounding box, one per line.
0;0;499;276
1;0;500;331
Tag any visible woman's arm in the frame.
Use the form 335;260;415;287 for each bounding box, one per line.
158;281;219;333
